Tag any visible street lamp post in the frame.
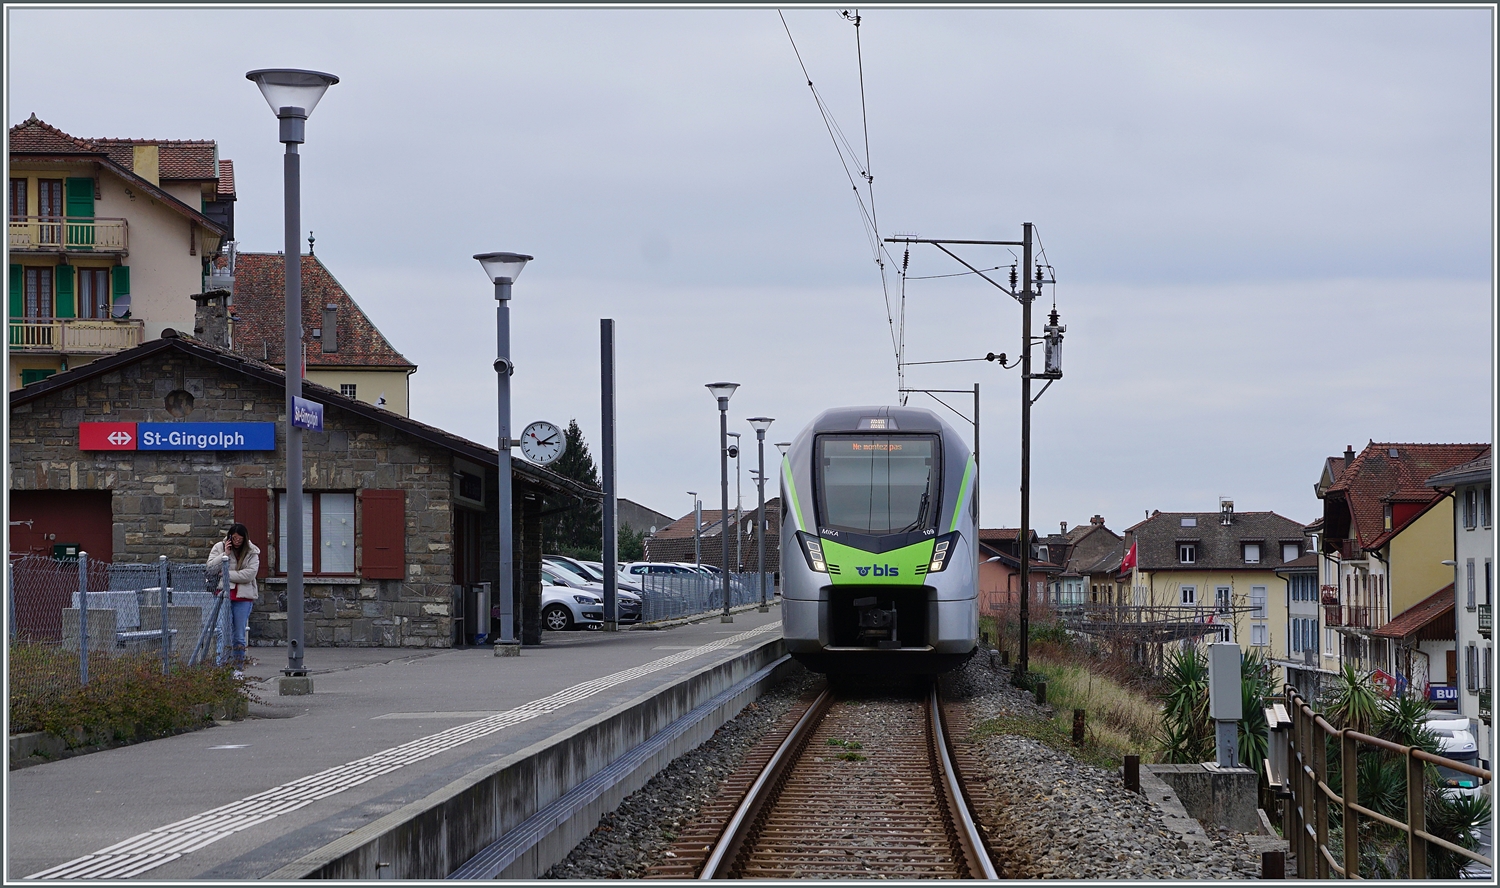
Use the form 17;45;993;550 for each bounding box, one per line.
475;251;533;656
747;418;774;612
706;383;739;621
885;225;1062;681
728;431;742;572
246;68;338;682
687;492;701;567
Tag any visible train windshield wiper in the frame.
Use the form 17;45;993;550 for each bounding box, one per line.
901;491;930;533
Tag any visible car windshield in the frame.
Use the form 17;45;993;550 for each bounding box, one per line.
547;563;591;585
1435;751;1481;788
816;434;939;535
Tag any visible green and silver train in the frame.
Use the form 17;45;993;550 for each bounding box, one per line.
779;405;979;675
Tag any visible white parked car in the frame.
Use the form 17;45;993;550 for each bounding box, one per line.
540;572;603;631
541;565;642;625
1424;713;1484;799
544;555;644;594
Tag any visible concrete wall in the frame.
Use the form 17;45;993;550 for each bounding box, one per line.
1147;763;1261;833
8;346;458;647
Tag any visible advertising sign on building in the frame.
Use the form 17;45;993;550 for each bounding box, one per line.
80;422;276;451
1427;684;1460;710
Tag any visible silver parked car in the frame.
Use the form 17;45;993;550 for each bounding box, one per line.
540;572;603;630
541;565;642;625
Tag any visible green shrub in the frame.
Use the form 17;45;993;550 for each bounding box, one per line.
9;644;248;747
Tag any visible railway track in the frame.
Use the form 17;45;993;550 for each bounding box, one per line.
647;681;998;879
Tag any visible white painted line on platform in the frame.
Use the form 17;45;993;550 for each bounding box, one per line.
207;745;250;749
371;711;501;720
26;621;782;881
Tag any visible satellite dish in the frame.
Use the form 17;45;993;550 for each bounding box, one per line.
111;293;132;319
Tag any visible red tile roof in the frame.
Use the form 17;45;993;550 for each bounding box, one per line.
1326;443;1490;548
1372;584;1454;640
217;159;235;196
229;253;415;370
10;116;230;187
9;114;101;154
653;505;781;539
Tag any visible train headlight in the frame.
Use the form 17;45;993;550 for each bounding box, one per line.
927;532;961;573
797;531;829;573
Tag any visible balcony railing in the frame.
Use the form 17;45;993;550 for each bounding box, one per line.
1329;539;1362;560
1324;603;1343;627
9;216;128;253
9;318;144;354
1481;689;1491;723
1343;605;1383;631
1479;604;1491;638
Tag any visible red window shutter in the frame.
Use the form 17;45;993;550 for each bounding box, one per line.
361;490;405;580
233;487;270;578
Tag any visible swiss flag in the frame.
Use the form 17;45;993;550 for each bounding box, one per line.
80;422;138;450
1119;541;1137;575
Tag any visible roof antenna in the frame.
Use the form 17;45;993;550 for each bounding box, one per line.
307;231;315;255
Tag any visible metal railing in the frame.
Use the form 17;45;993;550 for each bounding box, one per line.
1280;685;1492;879
635;571;773;623
9;317;143;353
1478;604;1491;637
1480;690;1491;722
9;216;129;252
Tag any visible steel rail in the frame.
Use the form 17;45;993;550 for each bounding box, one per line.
928;683;999;879
698;687;833;879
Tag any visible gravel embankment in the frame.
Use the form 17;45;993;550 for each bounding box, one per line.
546;654;1277;880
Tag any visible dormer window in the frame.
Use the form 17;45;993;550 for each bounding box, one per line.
1282;542;1300;563
1179;543;1196;564
1037;545;1048;562
1383;503;1392;531
1181;517;1196;527
1243;543;1261;564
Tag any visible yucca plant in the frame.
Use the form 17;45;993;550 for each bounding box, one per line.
1322;662;1383;735
1157;644;1213;763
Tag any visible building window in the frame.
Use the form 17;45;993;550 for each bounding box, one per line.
77;268;109;319
1383;503;1392;531
1483;485;1492;528
1180;585;1196;605
276;491;356;575
1282;542;1300;563
1486;559;1492;606
1463;489;1479;530
1467;559;1477;610
23;267;53;318
1251;585;1267;619
1466;644;1479;692
1325;627;1335;654
1243;542;1261;564
1215;585;1232;613
1181;517;1196;527
1251;624;1268;646
1486;647;1493;691
340;383;357;399
1178;543;1196;564
9;177;26;219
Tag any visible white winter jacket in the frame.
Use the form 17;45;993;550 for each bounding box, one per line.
207;539;261;601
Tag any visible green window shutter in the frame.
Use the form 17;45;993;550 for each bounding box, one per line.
9;264;21;318
65;178;94;218
54;265;75;318
21;368;57;386
111;266;130;319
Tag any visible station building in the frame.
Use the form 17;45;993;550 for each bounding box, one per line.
8;328;597;648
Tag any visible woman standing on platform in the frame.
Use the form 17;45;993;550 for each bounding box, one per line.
207;522;259;675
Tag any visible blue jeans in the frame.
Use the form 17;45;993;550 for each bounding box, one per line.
217;599;253;666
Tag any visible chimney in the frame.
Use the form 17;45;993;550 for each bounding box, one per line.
1344;445;1355;468
132;144;160;185
1091;514;1105;526
1060;521;1068;534
191;289;231;348
1220;498;1234;526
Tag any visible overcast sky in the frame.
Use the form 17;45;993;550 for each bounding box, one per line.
8;5;1494;534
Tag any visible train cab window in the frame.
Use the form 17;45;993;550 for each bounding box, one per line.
814;434;939;535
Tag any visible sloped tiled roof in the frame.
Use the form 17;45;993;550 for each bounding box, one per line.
1129;510;1305;571
653;503;780;540
1425;448;1492;488
229;253;415;371
8;114;99;153
1373;584;1455;641
91;138;218;180
1326;443;1490;548
979;528;1035;543
217;159;235;196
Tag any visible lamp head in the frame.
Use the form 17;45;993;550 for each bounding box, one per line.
246;68;339;118
705;382;739;403
775;442;791;456
746;416;775;433
474;252;534;285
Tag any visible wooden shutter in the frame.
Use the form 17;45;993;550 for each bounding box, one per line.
360;490;406;579
53;265;75;318
65;178;93;218
9;265;20;318
233;487;270;578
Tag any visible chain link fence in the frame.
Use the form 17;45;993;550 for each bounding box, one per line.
9;554;230;713
636;571;775;623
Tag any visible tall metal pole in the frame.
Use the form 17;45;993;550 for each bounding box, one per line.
495;280;518;650
973;382;980;536
1018;221;1033;679
719;400;732;622
601;319;618;631
78;550;88;686
282;122;307;677
694;497;702;567
755;430;768;612
731;433;743;572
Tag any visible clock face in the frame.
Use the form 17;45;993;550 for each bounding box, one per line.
518;421;566;466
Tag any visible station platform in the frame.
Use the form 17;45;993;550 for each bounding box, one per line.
7;604;785;881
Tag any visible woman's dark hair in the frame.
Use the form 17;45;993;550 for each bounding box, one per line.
226;522;250;557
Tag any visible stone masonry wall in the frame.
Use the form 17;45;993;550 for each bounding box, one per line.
8;346;456;647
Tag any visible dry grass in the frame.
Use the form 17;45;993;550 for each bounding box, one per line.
1029;650;1162;760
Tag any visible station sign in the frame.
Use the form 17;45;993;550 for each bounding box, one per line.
291;397;324;432
80;422;276;451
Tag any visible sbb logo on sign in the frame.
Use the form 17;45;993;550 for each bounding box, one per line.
79;422;137;450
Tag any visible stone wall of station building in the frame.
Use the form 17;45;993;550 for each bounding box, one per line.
8;346;459;647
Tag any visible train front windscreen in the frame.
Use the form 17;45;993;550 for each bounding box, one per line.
815;435;940;536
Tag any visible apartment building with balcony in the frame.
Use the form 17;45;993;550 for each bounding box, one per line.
1119;501;1306;679
225;251;417;416
1426;447;1492;767
8;115;233;389
1317;442;1489;682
